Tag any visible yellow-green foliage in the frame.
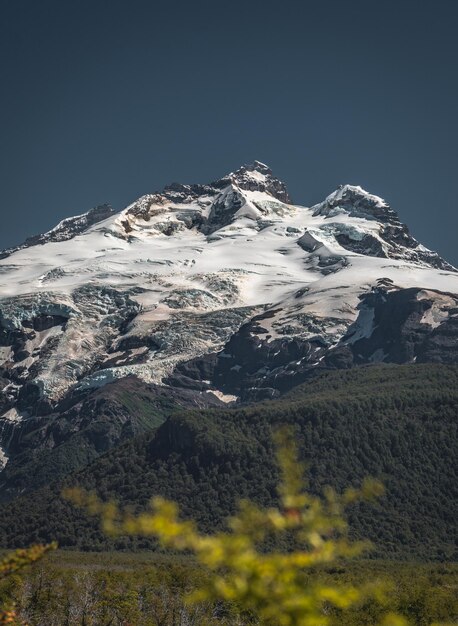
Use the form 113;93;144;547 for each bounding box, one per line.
0;545;55;582
0;544;55;625
66;429;423;626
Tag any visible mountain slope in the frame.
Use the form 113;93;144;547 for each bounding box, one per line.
1;161;457;488
0;376;224;503
0;364;456;560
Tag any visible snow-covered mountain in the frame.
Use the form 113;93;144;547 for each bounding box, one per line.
1;161;458;473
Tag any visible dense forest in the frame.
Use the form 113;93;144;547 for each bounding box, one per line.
0;363;456;560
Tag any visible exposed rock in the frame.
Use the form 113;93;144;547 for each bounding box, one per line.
343;287;458;365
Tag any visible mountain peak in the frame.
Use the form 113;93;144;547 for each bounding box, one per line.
312;184;397;223
332;184;387;205
310;184;455;271
212;160;291;204
233;160;272;176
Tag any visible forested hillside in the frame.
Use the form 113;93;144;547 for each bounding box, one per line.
0;363;456;560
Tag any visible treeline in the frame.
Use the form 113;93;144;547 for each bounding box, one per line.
0;363;456;559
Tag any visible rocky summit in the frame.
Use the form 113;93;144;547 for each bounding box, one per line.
0;161;457;484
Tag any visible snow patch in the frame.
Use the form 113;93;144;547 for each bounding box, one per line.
0;446;7;470
1;407;24;422
344;305;375;344
417;290;455;329
206;389;238;403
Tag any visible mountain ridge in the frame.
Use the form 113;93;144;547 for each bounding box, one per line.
1;162;451;266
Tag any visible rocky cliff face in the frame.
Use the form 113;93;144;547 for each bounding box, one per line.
0;161;457;478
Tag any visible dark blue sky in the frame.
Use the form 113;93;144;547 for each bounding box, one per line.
1;0;457;264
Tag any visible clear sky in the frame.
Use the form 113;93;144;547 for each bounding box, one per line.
1;0;457;264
